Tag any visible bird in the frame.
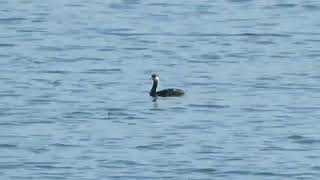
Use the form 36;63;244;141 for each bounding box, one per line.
149;74;185;97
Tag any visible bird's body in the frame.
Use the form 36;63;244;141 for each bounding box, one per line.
149;74;185;97
155;88;185;97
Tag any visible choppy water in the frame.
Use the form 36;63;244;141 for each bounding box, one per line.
1;0;320;179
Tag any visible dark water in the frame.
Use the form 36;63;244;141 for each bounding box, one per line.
1;0;320;179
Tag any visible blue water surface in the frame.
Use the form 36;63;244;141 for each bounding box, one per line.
1;0;320;179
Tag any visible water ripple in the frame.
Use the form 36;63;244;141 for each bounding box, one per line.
1;1;320;179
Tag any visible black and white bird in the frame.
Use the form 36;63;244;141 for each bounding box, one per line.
149;74;185;97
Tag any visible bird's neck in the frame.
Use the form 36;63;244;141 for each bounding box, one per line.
150;80;158;96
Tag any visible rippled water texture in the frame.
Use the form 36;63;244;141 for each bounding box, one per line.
1;0;320;179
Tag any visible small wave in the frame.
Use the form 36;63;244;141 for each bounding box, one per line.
256;76;282;81
34;165;73;170
0;163;23;169
274;3;298;8
85;68;121;74
38;70;71;74
189;104;229;109
0;144;17;149
147;3;180;7
193;168;217;174
50;143;82;148
288;135;304;140
100;32;291;38
37;46;64;52
242;107;276;112
136;143;163;150
0;17;26;23
20;120;55;125
303;5;320;10
0;43;15;47
0;92;21;97
174;167;217;174
295;139;320;145
185;82;212;86
288;135;320;145
200;54;221;60
123;47;147;51
106;160;146;167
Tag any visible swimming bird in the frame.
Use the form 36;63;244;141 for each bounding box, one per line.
149;74;185;97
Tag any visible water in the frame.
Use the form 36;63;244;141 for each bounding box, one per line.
1;0;320;179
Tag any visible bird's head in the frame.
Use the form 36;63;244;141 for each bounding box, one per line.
151;74;160;81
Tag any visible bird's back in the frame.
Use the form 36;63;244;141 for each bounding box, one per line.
156;88;185;97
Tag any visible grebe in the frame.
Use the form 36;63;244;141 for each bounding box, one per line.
149;74;185;97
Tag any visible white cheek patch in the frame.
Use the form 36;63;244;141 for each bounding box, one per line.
155;76;160;81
